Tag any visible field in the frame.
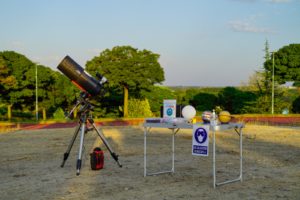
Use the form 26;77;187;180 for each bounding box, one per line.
0;124;299;199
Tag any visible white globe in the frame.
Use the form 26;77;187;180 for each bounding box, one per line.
182;105;196;120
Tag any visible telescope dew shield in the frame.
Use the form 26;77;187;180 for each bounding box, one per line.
57;56;101;96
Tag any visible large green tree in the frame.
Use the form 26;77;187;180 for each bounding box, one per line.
0;51;77;119
0;57;16;88
264;44;300;84
86;46;165;117
0;51;36;109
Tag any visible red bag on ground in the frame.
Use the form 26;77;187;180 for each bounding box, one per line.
90;147;104;170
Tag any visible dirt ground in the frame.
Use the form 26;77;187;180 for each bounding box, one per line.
0;124;299;200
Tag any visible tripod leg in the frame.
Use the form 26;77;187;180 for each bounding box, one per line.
76;122;86;175
88;119;122;168
61;122;81;168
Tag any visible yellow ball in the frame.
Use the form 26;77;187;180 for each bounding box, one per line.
219;111;231;124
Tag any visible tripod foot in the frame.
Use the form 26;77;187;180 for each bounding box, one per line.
111;152;123;168
76;159;82;175
61;153;70;168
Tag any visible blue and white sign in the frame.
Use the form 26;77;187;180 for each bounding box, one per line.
163;99;176;119
192;125;209;156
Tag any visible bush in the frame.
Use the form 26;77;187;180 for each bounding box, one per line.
53;108;65;119
128;98;153;117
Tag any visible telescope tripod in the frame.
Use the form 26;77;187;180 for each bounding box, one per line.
60;96;122;175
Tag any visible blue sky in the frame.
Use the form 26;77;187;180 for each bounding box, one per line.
1;0;299;86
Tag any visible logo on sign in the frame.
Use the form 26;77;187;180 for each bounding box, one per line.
194;128;207;144
192;125;209;156
166;108;173;116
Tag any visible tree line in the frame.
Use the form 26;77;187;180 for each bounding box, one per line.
0;43;300;121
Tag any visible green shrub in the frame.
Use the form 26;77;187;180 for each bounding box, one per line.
53;108;65;119
128;98;153;118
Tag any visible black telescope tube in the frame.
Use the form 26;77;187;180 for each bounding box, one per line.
57;55;101;96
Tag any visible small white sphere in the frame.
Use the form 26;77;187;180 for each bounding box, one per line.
182;105;196;120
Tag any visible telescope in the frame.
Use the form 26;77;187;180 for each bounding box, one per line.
57;56;122;175
57;55;107;96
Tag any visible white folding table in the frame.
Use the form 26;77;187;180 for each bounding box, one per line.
143;121;244;188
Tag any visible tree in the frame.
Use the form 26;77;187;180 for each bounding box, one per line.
175;88;204;106
37;68;78;118
51;71;78;110
245;71;265;93
0;56;16;90
86;46;165;117
264;44;300;84
190;92;217;112
217;87;257;114
0;51;78;119
244;40;285;114
141;85;176;116
292;96;300;113
0;51;36;110
264;40;271;64
293;81;300;87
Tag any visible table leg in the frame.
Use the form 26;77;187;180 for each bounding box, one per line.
144;127;176;176
172;129;175;172
215;127;243;187
240;128;243;181
213;129;216;188
144;127;147;177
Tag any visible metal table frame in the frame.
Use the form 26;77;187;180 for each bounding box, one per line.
143;122;244;188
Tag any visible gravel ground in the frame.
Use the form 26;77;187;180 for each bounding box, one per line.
0;124;299;200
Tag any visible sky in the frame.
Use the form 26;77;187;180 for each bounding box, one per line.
0;0;300;87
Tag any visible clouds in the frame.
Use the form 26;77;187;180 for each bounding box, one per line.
228;20;273;33
267;0;292;3
227;0;299;34
227;12;275;34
